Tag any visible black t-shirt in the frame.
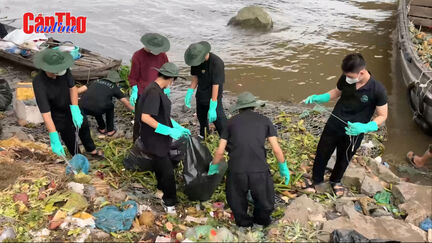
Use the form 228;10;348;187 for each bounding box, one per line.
221;110;278;172
138;82;173;157
327;74;388;134
33;69;75;123
190;52;225;104
79;79;125;114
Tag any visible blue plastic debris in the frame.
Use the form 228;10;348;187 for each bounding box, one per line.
66;154;90;175
420;217;432;232
93;200;138;233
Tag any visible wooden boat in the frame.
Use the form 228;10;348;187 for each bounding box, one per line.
0;23;121;81
397;0;432;135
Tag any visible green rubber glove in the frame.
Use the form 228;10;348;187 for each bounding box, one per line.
130;85;138;107
49;131;65;157
185;88;194;108
208;162;220;175
164;88;171;98
208;100;218;123
171;119;191;137
278;161;290;185
69;105;83;129
345;121;378;136
155;123;183;140
304;93;330;104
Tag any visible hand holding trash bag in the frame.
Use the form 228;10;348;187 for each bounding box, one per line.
155;123;183;140
171;119;191;137
207;162;219;175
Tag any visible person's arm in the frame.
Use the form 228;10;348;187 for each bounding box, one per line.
190;75;198;89
211;84;219;102
77;85;88;94
120;97;134;111
69;86;79;105
41;112;57;133
212;139;227;164
268;136;285;162
373;104;388;126
141;113;159;129
328;88;342;100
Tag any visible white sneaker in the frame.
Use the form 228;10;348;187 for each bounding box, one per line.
164;205;177;215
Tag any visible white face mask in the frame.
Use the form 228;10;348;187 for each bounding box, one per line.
56;69;67;76
346;77;359;84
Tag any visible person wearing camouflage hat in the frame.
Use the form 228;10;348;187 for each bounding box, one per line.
183;41;227;138
130;33;170;141
78;70;134;137
137;62;190;215
32;48;104;158
207;92;290;227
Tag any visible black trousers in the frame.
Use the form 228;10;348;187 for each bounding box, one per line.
83;108;115;132
226;170;275;227
133;95;141;142
196;100;227;137
312;124;364;184
152;156;177;206
54;114;96;155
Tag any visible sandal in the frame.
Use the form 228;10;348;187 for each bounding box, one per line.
97;128;106;135
106;129;117;137
302;178;316;194
87;149;105;160
406;151;420;168
331;182;345;197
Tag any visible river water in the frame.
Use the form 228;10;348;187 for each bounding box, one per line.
0;0;430;182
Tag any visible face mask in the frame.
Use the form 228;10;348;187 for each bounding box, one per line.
56;69;67;76
164;88;171;97
346;72;361;85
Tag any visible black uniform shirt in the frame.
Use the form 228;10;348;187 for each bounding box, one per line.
33;69;75;123
190;52;225;104
79;79;125;114
221;110;278;173
138;82;173;157
328;74;388;135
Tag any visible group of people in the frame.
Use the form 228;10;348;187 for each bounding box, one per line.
32;32;389;228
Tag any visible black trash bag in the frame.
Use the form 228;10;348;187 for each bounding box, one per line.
0;79;12;111
183;136;228;201
123;137;187;172
331;229;395;243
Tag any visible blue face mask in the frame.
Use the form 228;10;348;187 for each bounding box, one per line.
164;88;171;97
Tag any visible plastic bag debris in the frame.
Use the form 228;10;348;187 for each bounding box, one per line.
62;192;89;214
374;191;391;205
123;137;185;172
93;200;138;233
67;182;84;195
183;137;228;201
0;227;16;242
185;225;235;242
331;229;388;242
67;154;90;175
420;217;432;231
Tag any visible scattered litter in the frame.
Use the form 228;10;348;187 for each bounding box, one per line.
67;182;85;195
138;211;155;226
420;217;432;232
67;154;90;175
326;76;336;80
62;192;89;214
374;55;383;58
0;227;16;242
93;200;138;233
374;191;391;205
155;236;171;242
185;216;208;224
